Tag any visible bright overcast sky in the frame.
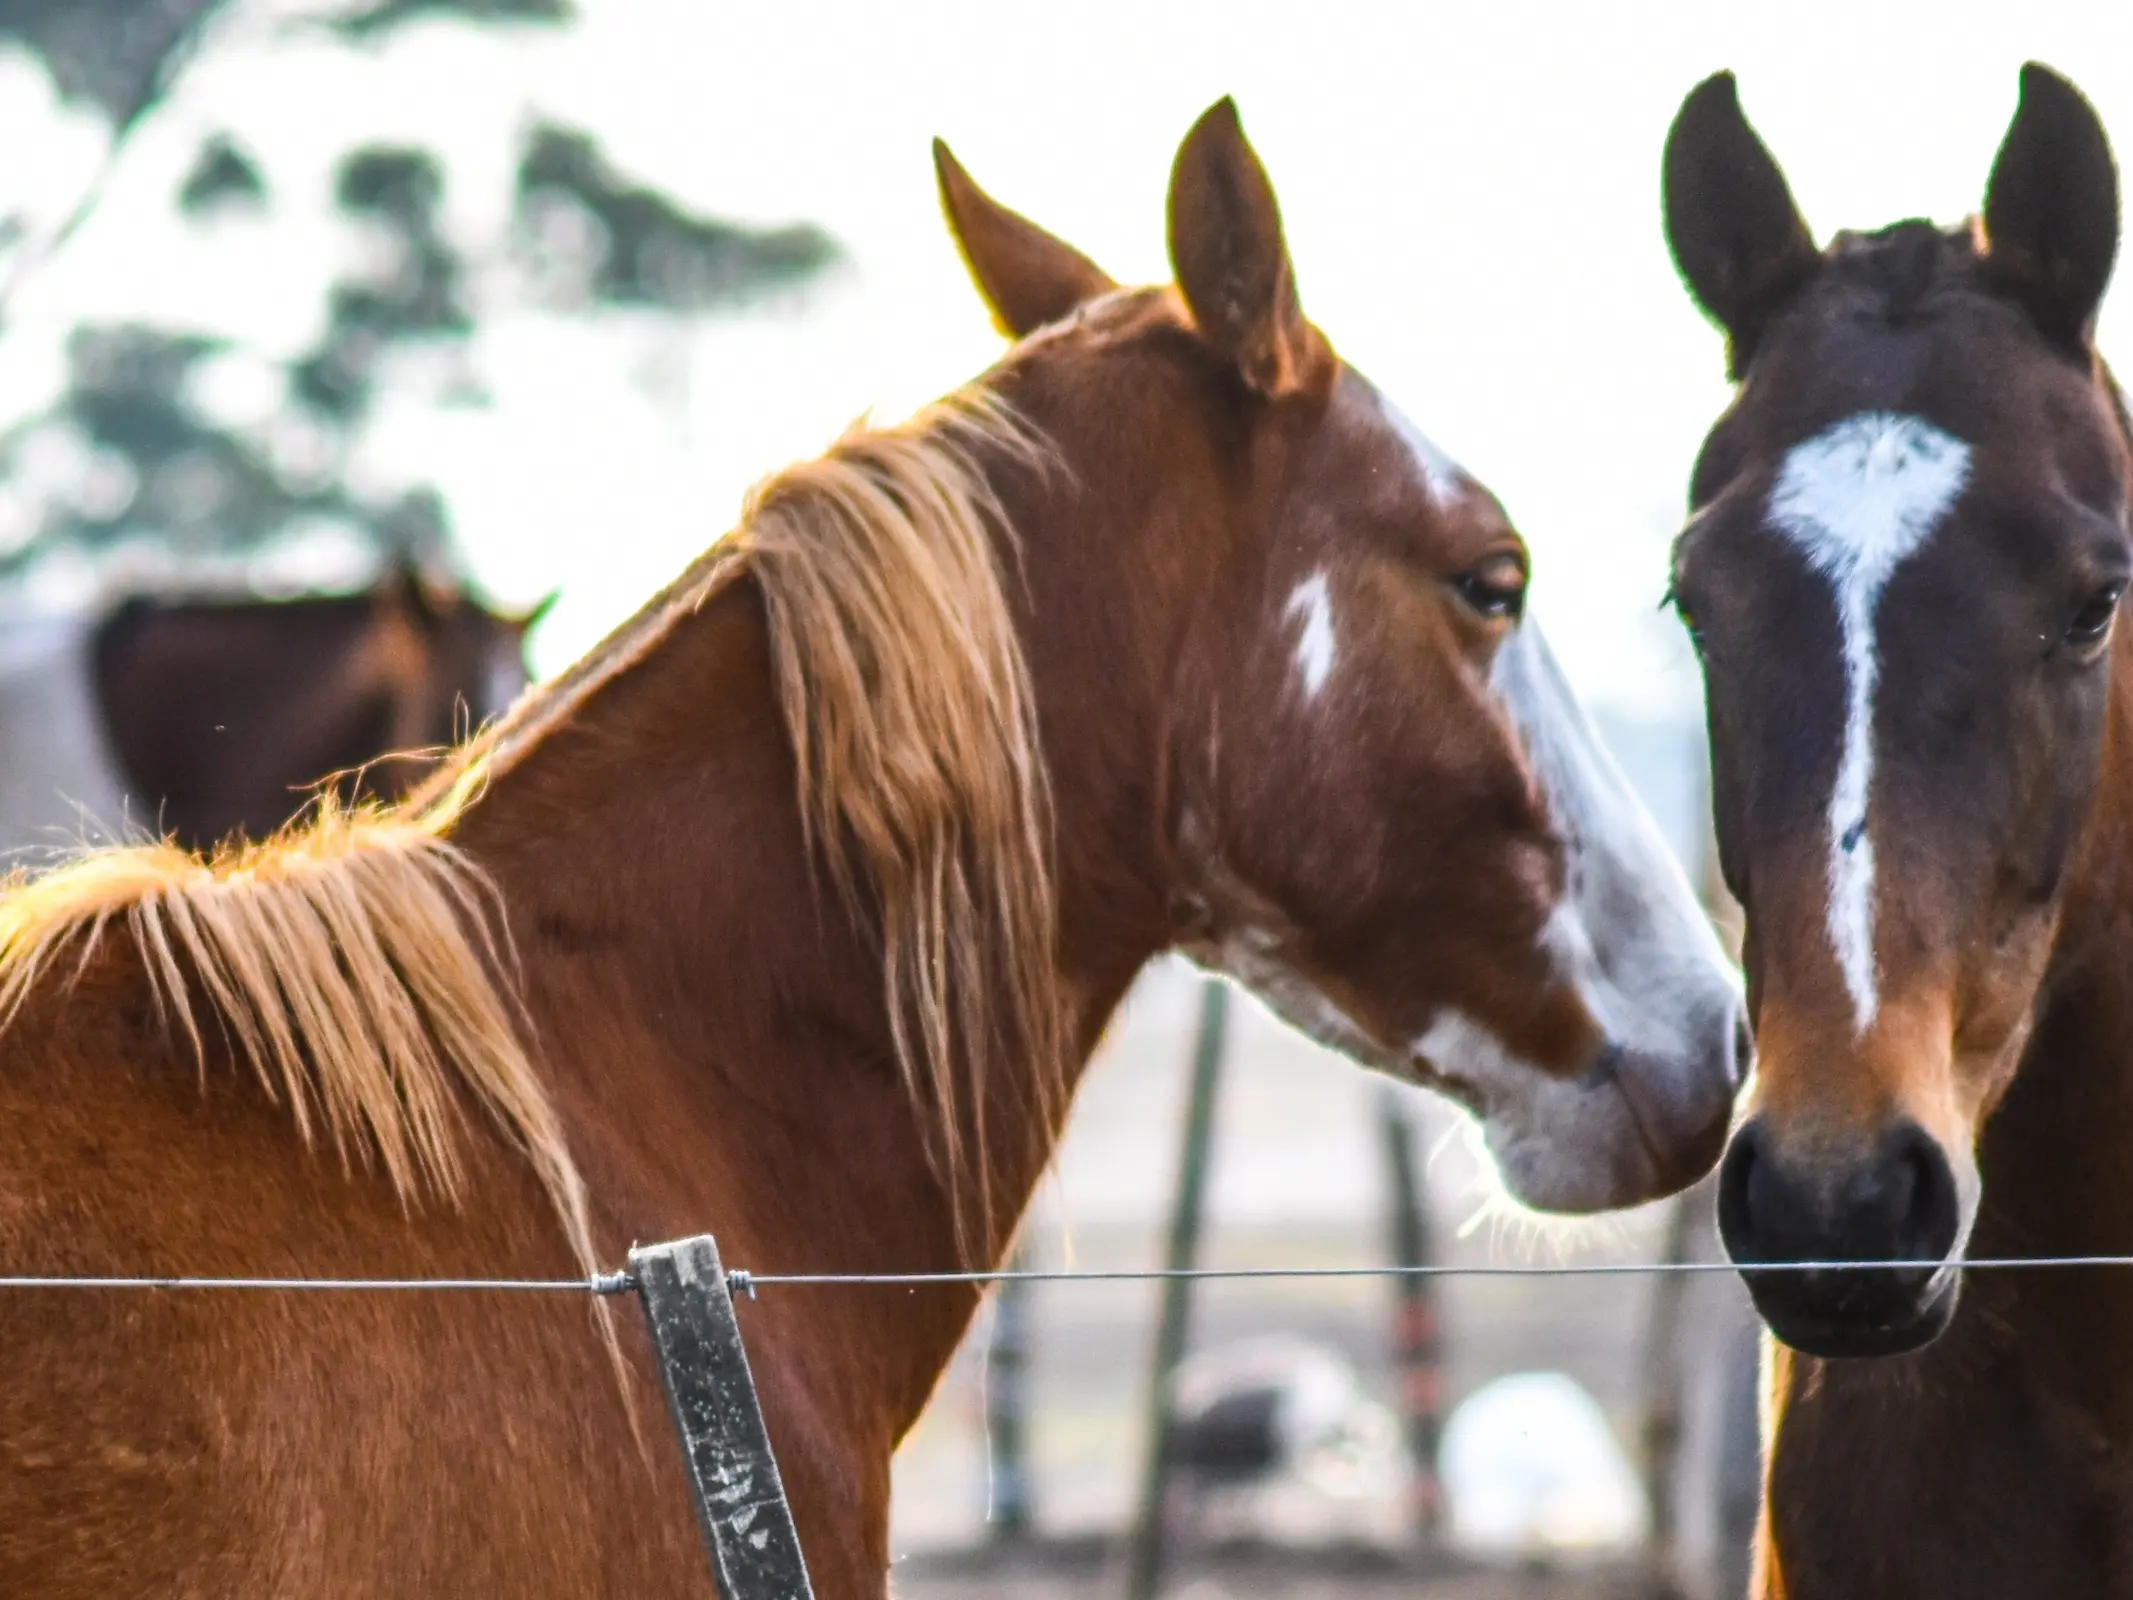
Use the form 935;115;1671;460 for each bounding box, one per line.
5;0;2133;719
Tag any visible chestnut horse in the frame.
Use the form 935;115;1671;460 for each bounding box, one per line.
0;567;536;857
0;103;1743;1597
1665;64;2133;1598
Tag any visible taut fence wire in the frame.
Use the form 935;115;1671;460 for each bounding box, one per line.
1;1254;2130;1296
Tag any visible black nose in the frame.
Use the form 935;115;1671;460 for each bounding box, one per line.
1717;1115;1962;1356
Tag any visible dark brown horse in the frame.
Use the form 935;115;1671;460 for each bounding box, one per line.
93;568;539;849
1665;62;2133;1598
0;103;1744;1597
0;566;536;858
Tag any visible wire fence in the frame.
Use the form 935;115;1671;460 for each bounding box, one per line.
5;1254;2133;1297
0;1273;633;1294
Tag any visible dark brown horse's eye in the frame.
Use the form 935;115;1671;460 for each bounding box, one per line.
1455;555;1527;621
1663;583;1704;654
2068;581;2125;648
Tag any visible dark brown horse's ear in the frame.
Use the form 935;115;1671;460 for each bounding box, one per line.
1663;71;1819;380
1167;98;1324;397
1983;62;2119;354
934;139;1117;340
378;554;435;621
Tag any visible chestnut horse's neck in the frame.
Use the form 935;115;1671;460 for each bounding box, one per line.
446;397;1193;1421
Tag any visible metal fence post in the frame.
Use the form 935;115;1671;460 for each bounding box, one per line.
1376;1083;1444;1542
631;1234;816;1600
1123;977;1230;1600
983;1245;1036;1539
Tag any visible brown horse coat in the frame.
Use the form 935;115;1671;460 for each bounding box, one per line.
1666;63;2133;1599
0;103;1742;1597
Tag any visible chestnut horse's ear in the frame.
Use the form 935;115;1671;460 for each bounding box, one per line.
933;139;1117;340
1663;72;1819;379
1983;62;2119;354
1166;98;1322;397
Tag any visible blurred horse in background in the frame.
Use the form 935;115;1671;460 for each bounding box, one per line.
0;562;539;857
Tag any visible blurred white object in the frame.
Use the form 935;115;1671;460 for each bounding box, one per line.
0;604;132;861
1165;1337;1410;1550
1669;1276;1763;1600
1439;1370;1648;1558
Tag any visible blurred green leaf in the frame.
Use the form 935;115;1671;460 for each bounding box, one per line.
325;0;570;42
1;1;841;582
177;134;265;216
516;123;842;311
0;0;228;131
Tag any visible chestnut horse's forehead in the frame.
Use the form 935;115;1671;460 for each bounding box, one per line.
1361;379;1469;506
1255;370;1495;707
1313;368;1516;560
1336;370;1466;496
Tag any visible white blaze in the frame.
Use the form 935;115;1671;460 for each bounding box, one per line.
1185;595;1744;1214
1285;572;1337;698
1487;619;1739;1048
1766;412;1972;1031
1412;618;1745;1210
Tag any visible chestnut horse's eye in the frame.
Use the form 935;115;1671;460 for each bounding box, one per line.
2067;581;2126;650
1455;555;1527;621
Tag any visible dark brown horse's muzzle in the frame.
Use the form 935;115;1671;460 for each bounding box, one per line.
1717;1114;1963;1356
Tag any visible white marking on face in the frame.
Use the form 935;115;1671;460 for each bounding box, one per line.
1284;573;1337;699
1488;619;1738;1043
1203;926;1380;1062
1472;618;1746;1204
1767;413;1971;1031
1172;813;1385;1064
1374;390;1468;503
1174;593;1746;1214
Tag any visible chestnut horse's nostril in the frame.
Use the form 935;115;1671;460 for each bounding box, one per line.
1579;1038;1625;1090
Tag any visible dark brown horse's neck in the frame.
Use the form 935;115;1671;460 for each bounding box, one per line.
1966;638;2133;1423
452;428;1189;1418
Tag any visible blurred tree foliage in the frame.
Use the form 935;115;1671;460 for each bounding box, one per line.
0;0;840;575
0;0;221;133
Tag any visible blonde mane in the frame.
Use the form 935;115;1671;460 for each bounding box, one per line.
0;801;598;1275
0;387;1066;1266
745;393;1067;1255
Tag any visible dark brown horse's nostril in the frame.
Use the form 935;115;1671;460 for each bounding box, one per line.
1885;1120;1960;1264
1718;1114;1957;1268
1715;1115;1769;1257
